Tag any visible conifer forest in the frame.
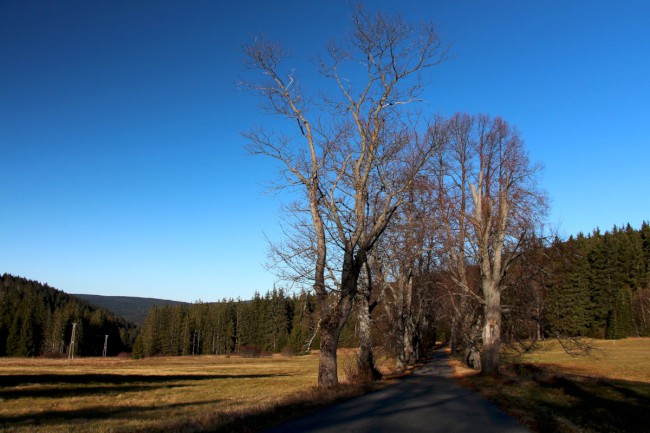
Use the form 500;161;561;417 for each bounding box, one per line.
0;274;137;357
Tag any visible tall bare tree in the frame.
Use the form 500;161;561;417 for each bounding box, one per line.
241;6;446;386
435;113;547;375
372;175;442;371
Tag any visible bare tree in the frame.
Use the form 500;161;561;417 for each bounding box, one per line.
371;175;443;371
435;113;547;375
432;114;483;364
241;7;446;386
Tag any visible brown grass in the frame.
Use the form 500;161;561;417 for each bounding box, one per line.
0;352;381;433
452;338;650;433
505;338;650;383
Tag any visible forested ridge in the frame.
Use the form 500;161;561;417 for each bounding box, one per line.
73;293;188;325
0;274;137;357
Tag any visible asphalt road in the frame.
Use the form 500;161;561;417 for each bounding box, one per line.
264;351;530;433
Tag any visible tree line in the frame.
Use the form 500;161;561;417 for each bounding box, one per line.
132;289;324;358
0;274;137;357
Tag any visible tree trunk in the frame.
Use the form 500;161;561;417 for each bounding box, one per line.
450;315;458;355
481;288;501;376
403;318;415;364
318;319;341;387
317;262;356;387
356;291;381;382
395;316;406;371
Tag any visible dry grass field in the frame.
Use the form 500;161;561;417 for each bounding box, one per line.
453;338;650;433
0;352;374;433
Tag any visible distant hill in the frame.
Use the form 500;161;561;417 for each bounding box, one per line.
73;294;187;325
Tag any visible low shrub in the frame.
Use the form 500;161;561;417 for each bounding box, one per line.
280;346;295;356
239;345;262;358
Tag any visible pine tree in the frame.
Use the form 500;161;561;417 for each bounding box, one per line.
606;287;634;339
640;221;650;288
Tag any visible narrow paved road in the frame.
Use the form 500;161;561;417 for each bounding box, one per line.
265;350;530;433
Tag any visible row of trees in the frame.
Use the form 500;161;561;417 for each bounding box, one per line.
240;5;546;383
0;274;136;357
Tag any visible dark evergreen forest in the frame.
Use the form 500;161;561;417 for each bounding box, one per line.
2;222;649;358
132;289;325;358
542;222;650;339
0;274;137;357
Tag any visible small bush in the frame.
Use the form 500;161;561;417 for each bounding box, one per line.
239;345;262;358
280;346;295;356
38;352;67;359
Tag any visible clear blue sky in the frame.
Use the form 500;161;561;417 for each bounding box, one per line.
2;1;649;302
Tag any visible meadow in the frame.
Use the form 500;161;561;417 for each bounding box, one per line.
0;352;372;433
3;340;650;433
454;338;650;433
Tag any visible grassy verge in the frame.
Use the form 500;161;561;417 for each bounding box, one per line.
0;351;385;433
450;338;650;433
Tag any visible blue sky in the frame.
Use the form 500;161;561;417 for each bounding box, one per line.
1;1;649;302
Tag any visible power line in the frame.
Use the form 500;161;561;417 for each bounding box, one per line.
69;322;77;359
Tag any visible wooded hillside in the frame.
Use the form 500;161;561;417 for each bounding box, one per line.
0;274;137;357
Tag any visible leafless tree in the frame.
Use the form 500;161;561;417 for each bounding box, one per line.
434;113;547;375
370;175;443;371
241;6;447;386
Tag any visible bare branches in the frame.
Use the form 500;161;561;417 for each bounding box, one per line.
239;5;447;387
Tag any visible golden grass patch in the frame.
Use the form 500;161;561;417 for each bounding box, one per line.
508;338;650;383
0;353;371;433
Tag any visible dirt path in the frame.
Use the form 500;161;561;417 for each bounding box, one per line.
264;350;530;433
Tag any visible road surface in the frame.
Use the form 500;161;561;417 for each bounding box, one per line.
265;350;530;433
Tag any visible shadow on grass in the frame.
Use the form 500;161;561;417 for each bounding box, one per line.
126;383;382;433
0;399;220;426
0;373;289;387
471;364;650;433
0;383;176;400
0;373;290;400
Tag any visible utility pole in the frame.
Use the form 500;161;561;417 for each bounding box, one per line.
69;322;77;360
103;335;108;357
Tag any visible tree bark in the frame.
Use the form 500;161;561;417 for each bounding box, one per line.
317;291;356;387
356;289;381;381
480;287;501;375
318;318;342;387
450;316;458;355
